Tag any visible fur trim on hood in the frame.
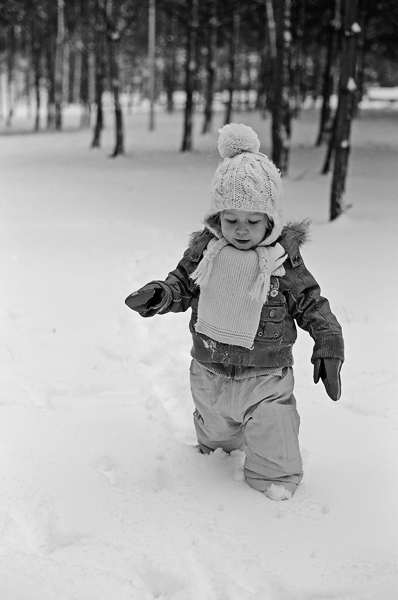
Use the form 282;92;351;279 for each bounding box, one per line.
187;219;311;263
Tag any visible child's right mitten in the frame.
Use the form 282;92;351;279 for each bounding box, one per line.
125;283;164;316
313;357;342;401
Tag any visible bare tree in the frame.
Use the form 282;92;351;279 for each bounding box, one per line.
201;0;217;134
31;13;43;132
79;0;93;129
92;0;106;147
329;0;360;220
263;0;277;114
315;0;341;146
224;6;240;125
181;0;199;152
163;13;178;114
290;0;305;117
54;0;65;130
100;0;140;157
271;0;292;174
45;33;56;129
148;0;156;131
5;20;16;126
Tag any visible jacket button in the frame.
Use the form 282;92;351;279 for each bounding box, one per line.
269;309;277;318
258;331;263;336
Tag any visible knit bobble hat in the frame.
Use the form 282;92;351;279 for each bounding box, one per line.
205;123;284;246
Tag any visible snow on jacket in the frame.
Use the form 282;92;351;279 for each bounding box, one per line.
128;221;344;378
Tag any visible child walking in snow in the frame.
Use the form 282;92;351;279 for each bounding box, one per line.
125;123;344;500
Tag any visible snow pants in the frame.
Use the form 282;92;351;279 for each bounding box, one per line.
190;360;303;493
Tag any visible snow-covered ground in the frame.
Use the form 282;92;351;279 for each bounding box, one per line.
1;107;397;600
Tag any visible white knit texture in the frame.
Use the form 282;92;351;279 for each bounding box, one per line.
217;123;261;158
207;151;284;246
194;246;265;350
190;237;229;287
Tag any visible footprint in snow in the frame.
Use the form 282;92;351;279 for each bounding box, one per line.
92;456;119;485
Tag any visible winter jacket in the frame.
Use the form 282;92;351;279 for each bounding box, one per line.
127;221;344;378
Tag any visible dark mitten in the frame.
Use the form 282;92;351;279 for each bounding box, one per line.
313;358;342;401
125;283;164;316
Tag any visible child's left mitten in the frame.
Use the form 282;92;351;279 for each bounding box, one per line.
313;358;342;401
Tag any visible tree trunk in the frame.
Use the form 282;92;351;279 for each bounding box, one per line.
92;0;106;147
62;39;70;108
291;0;305;118
34;63;41;132
202;0;217;134
73;41;83;104
271;0;292;174
224;10;240;125
31;16;42;132
352;13;366;118
315;0;341;146
25;55;33;120
54;0;65;130
164;15;177;114
76;0;89;122
148;0;156;131
255;48;266;114
321;110;337;174
311;48;323;104
108;35;124;156
5;24;16;127
243;53;253;111
316;45;333;146
329;0;360;220
46;40;56;129
80;60;92;129
88;47;96;118
264;0;277;114
181;0;198;152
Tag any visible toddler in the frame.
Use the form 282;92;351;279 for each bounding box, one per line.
126;123;344;500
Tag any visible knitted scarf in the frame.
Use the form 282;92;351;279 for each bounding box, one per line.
191;242;286;350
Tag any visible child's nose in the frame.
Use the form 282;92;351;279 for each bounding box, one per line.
237;223;248;234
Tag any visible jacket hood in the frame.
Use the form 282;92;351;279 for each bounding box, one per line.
188;219;311;264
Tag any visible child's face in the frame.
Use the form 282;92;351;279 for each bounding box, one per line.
220;209;270;250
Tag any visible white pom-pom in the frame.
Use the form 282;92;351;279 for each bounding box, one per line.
217;123;261;158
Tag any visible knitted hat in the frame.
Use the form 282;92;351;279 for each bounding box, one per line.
205;123;284;246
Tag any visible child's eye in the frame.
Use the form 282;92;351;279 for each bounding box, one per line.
249;220;261;225
225;219;237;224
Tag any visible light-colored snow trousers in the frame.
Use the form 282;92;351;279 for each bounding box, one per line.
190;360;303;493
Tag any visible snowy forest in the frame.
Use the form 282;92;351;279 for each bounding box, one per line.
1;1;398;599
1;0;398;216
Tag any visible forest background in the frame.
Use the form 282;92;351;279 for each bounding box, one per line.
1;0;398;219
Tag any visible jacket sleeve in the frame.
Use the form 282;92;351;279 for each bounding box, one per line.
137;249;199;317
283;255;344;364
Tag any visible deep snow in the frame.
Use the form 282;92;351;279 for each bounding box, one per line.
1;106;398;600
